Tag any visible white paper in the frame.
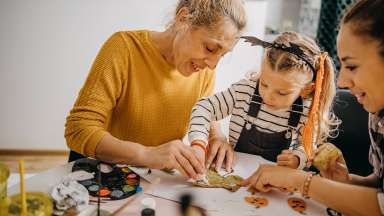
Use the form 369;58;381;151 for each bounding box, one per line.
128;166;163;184
131;152;328;216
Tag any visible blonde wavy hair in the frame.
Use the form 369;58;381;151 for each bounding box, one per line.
172;0;247;31
265;32;340;146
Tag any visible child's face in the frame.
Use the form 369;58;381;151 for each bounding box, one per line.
337;24;384;113
259;58;313;111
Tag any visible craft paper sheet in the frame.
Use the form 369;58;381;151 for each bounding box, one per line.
130;152;328;216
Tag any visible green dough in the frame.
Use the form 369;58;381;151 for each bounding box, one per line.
193;169;243;192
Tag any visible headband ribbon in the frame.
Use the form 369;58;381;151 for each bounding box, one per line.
241;36;316;79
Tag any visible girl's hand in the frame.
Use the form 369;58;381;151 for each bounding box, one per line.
277;150;300;169
206;136;235;172
240;164;306;192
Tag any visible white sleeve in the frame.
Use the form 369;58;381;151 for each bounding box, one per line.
188;84;237;146
292;146;307;170
188;78;255;146
292;124;316;170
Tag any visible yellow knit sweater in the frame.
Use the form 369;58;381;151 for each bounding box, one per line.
65;30;215;157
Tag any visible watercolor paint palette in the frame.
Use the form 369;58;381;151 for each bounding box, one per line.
72;158;141;200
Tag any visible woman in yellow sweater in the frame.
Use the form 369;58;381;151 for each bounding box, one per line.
65;0;246;179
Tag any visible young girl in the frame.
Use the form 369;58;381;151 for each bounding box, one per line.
188;31;339;170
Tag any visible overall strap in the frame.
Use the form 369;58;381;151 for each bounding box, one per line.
288;97;304;128
248;80;304;128
247;82;262;118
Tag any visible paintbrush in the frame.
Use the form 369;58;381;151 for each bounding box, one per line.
109;177;160;216
97;161;101;216
180;194;207;216
19;160;27;216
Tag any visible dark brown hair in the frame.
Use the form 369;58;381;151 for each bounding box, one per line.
342;0;384;57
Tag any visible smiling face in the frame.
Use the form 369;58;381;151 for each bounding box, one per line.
173;20;238;76
171;18;239;76
258;57;313;111
337;24;384;113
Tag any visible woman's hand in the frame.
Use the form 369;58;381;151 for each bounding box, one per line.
240;164;307;192
315;145;350;183
206;135;235;172
143;139;204;179
277;150;300;169
191;142;206;171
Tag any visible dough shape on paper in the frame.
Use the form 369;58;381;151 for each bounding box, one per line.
244;196;269;208
287;197;307;214
193;169;243;192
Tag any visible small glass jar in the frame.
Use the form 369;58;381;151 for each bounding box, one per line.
2;192;53;216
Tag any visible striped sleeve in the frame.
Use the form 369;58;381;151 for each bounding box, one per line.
292;142;308;170
292;99;312;169
188;80;247;146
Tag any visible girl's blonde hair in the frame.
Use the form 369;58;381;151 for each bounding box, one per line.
172;0;247;31
266;32;340;153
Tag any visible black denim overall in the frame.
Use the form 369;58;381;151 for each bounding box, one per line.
234;82;303;162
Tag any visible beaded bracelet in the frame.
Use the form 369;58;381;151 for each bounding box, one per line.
302;173;314;199
191;142;208;155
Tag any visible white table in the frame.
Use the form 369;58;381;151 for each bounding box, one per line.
8;153;330;216
7;162;181;216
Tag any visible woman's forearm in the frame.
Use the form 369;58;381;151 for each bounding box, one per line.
348;173;379;187
303;175;381;216
94;133;148;165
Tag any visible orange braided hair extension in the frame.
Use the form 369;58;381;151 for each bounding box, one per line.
302;53;328;161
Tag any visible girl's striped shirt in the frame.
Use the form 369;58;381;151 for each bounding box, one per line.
188;78;313;169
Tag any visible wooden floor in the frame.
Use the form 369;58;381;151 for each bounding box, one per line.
0;150;69;173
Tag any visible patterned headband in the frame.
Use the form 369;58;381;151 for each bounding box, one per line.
241;36;317;79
